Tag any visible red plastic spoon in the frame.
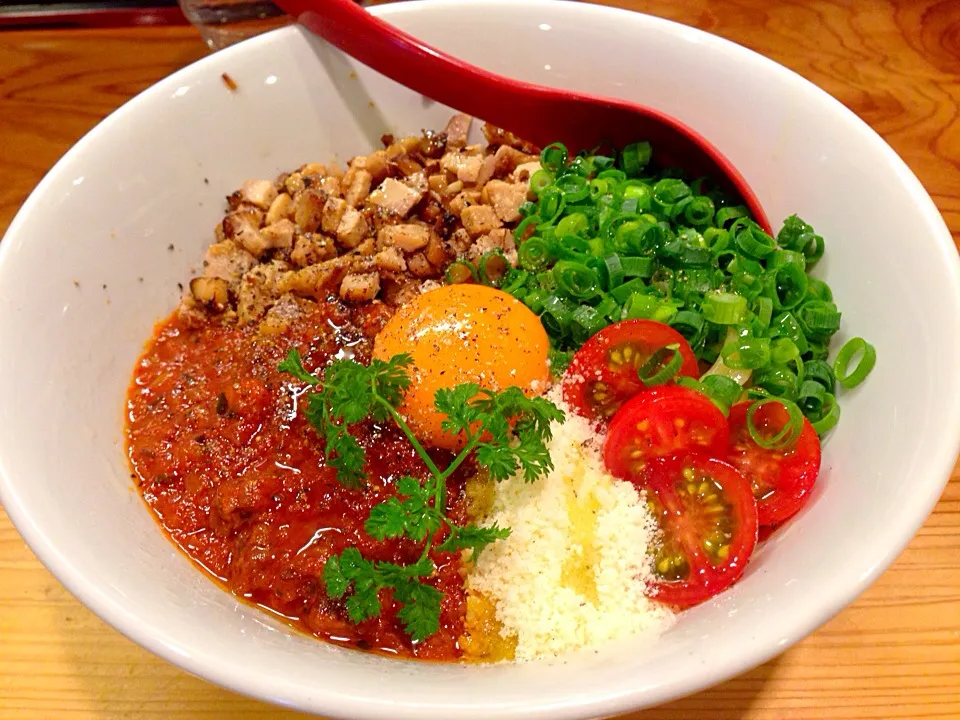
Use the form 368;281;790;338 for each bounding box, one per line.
275;0;771;232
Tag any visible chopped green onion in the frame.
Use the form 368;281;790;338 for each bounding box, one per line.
670;310;706;347
700;374;744;414
553;260;601;300
518;237;550;271
797;301;842;339
609;277;649;304
529;169;554;197
500;268;531;297
514;213;542;242
600;254;624;289
770;262;808;310
797;379;827;417
540;295;573;338
768;249;805;269
746;398;804;451
803;359;836;393
752;366;800;401
538;186;566;224
734;222;777;258
637;344;683;387
715;205;749;228
702;292;748;325
721;336;771;370
621;256;655;279
621;141;652;176
445;260;476;285
683;196;715;226
555;212;589;238
833;337;876;389
540;142;568;172
556;173;590;202
652;178;693;216
570;305;608;345
623;293;678;323
769;312;810;356
809;392;840;434
548;348;574;376
770;337;800;366
594;294;619;320
754;297;774;329
477;250;509;288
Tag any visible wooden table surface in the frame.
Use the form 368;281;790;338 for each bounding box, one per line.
1;1;959;718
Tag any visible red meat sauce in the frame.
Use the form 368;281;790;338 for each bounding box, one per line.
125;300;474;661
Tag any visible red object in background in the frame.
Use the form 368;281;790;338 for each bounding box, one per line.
0;3;189;28
275;0;772;232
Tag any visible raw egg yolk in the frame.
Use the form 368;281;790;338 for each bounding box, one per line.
373;284;550;450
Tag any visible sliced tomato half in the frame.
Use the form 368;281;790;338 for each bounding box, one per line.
638;452;758;608
562;319;700;421
603;385;729;479
727;401;821;527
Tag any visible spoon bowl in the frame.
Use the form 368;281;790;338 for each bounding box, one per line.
276;0;773;231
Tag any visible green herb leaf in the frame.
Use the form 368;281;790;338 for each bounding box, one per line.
394;580;443;643
434;383;482;437
365;477;443;542
437;523;511;562
323;554;348;599
277;348;320;385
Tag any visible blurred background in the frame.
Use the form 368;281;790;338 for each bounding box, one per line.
0;0;370;46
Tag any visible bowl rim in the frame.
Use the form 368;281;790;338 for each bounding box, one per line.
1;1;959;717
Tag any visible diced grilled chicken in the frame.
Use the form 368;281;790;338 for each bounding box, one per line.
265;192;294;225
449;190;481;217
260;219;296;251
493;145;537;178
222;210;269;258
336;207;369;249
375;246;407;274
290;233;336;268
461;204;502;237
378;224;431;252
444;113;472;150
203;240;257;284
367;177;424;218
406;252;436;278
344;169;373;207
185;114;541;324
239;179;278;210
339;272;381;302
259;294;304;336
482;123;540;154
276;257;357;301
189;276;230;308
294;189;326;233
511;161;542;184
482;180;528;223
470;228;518;266
236;261;288;324
441;151;485;183
351;151;390;184
321;196;348;235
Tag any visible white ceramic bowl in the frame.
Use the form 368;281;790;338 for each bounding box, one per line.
1;2;959;718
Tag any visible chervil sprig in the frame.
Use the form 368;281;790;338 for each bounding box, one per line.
278;348;563;643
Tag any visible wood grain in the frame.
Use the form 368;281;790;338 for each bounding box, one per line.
1;2;959;718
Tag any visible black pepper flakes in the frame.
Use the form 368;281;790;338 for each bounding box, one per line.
216;392;229;416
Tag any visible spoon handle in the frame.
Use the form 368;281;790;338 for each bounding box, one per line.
277;0;541;132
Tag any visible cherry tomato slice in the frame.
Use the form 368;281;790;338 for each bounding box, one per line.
639;452;758;608
604;385;729;479
562;319;700;421
727;401;822;527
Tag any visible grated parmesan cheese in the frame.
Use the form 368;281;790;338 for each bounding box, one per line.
466;388;674;661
